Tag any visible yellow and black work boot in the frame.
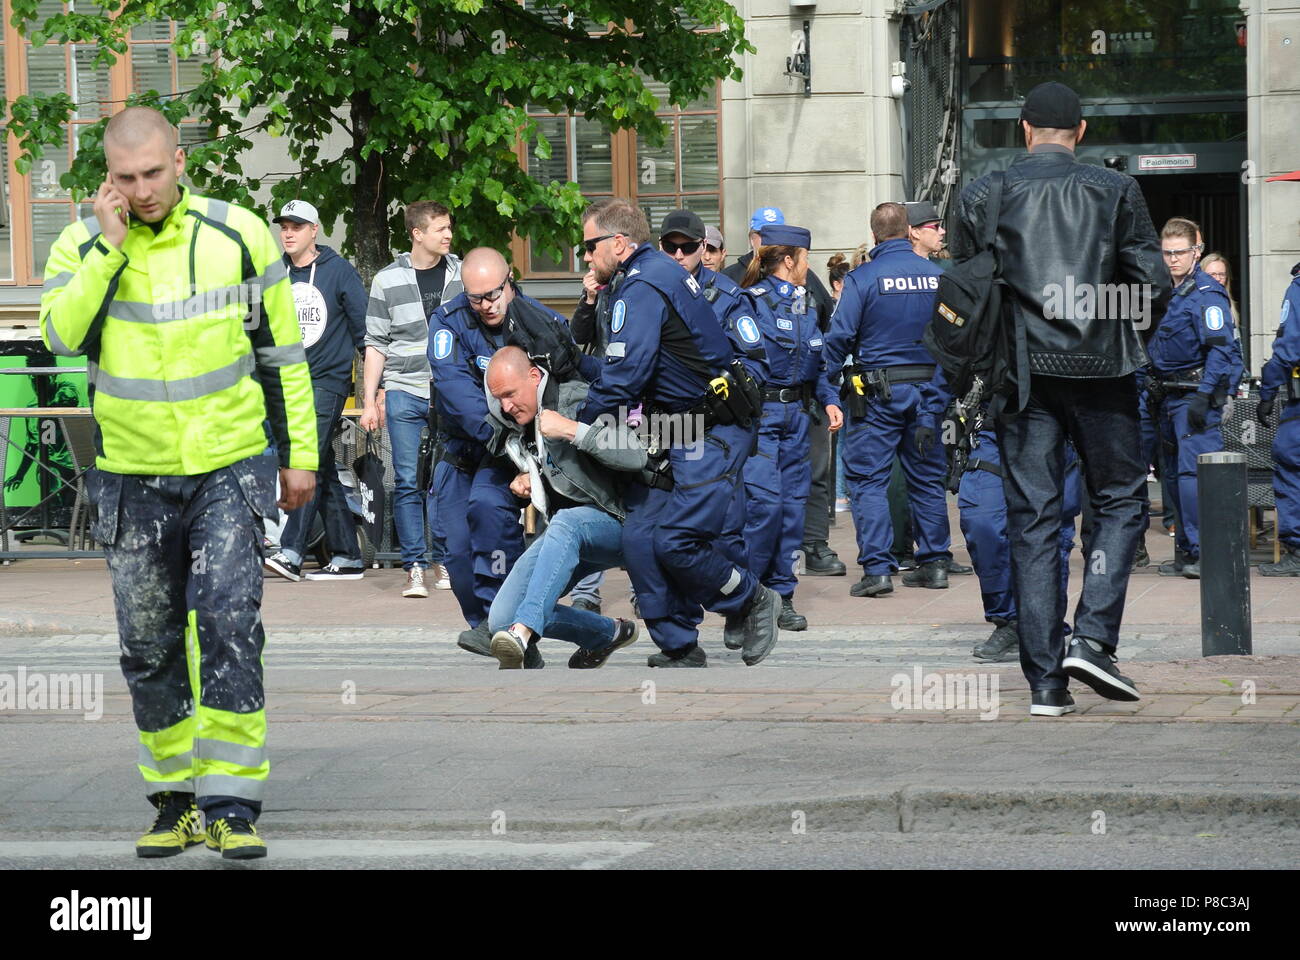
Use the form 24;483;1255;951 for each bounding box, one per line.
136;791;204;858
205;816;268;860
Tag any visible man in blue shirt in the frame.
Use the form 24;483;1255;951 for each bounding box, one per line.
1256;267;1300;575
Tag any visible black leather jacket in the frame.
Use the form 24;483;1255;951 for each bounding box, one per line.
951;145;1172;379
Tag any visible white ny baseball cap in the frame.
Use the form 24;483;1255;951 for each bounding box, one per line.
273;199;319;225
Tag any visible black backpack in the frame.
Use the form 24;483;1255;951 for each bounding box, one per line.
922;172;1027;417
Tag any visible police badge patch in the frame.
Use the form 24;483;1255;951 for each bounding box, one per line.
432;328;454;360
737;316;761;344
1204;305;1225;331
611;299;627;334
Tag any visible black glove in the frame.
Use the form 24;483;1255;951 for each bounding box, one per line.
1256;396;1276;427
915;425;936;459
1186;391;1211;432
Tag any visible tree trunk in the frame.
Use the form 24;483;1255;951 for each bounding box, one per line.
349;7;390;287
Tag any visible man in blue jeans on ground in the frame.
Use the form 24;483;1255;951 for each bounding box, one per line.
483;347;644;669
263;200;368;581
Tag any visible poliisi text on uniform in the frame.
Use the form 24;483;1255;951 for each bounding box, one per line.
879;275;941;293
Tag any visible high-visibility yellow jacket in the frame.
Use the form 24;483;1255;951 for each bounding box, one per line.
40;186;317;475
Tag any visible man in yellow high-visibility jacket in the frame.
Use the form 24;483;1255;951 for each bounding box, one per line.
40;106;318;860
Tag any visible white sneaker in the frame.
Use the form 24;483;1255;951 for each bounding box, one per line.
432;563;451;590
403;566;428;598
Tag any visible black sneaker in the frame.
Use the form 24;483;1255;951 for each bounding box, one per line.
457;622;493;658
942;558;973;576
1062;637;1140;702
801;542;846;577
263;552;301;582
850;574;893;597
901;559;949;589
972;622;1019;662
648;645;707;667
1158;548;1188;577
305;563;364;581
524;640;545;669
1260;547;1300;576
1029;689;1076;717
569;619;638;669
893;555;917;572
778;595;807;631
570;596;602;615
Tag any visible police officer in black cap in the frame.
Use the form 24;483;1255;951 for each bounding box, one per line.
949;81;1171;717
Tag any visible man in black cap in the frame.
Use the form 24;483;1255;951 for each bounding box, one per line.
905;201;947;263
949;81;1171;717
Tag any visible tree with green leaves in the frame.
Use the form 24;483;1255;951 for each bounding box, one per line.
7;1;751;282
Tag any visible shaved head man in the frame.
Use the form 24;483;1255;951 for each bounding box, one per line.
486;345;544;425
98;107;186;241
461;247;515;326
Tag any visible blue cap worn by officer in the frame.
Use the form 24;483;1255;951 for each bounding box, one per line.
823;201;953;595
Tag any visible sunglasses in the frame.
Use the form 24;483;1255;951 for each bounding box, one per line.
580;233;618;255
705;244;721;254
466;278;510;305
661;238;702;255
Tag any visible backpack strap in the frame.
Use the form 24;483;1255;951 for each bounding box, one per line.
982;171;1006;251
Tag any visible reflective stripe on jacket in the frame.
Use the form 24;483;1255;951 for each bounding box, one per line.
40;187;317;475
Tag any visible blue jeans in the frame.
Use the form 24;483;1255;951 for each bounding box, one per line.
385;388;446;569
280;384;362;569
487;506;623;650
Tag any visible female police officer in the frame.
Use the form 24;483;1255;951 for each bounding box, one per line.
739;224;842;631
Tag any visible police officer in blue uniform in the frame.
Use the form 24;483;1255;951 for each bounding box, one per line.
576;198;781;668
656;209;774;603
1146;219;1243;579
1257;268;1300;575
738;223;841;632
430;247;595;666
825;201;952;597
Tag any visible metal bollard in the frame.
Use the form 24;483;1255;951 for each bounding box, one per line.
1197;451;1252;656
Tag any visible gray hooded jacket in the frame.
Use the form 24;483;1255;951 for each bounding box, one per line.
484;368;646;522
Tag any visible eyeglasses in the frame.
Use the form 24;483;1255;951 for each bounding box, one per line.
661;238;702;256
466;278;510;305
1162;245;1201;260
580;234;618;255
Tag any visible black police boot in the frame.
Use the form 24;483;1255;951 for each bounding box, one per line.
457;621;493;657
850;574;893;597
801;541;846;577
1158;547;1188;577
741;585;781;666
1260;546;1300;577
1182;559;1201;580
778;596;808;631
647;644;708;668
723;613;745;650
942;557;973;576
972;621;1019;662
901;559;949;589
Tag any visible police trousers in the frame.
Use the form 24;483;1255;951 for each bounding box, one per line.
88;453;278;822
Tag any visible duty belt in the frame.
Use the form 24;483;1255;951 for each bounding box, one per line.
762;385;810;403
1153;366;1204;387
439;447;478;473
874;363;936;385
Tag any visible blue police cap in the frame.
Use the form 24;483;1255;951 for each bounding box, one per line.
750;206;785;231
759;223;811;249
